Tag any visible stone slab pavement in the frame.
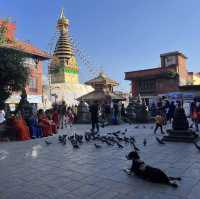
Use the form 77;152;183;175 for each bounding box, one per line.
0;123;200;199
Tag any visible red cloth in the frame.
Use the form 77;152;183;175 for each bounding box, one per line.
51;122;57;134
52;111;59;128
14;117;31;141
39;117;53;137
197;112;200;121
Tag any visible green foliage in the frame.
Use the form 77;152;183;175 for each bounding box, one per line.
160;71;178;78
0;20;29;107
0;19;9;45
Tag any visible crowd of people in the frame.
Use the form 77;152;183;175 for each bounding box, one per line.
0;97;200;141
0;102;78;141
149;98;200;133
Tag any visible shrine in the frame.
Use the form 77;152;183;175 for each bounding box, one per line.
49;9;93;105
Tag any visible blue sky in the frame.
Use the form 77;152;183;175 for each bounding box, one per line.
1;0;200;92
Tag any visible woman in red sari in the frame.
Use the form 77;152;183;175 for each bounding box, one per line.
52;108;60;130
14;113;31;141
38;110;53;137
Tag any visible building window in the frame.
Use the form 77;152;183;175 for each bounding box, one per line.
139;79;156;91
29;77;37;92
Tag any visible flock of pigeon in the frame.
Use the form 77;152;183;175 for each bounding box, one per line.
44;123;200;152
44;124;171;151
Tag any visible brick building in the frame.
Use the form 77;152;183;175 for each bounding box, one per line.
0;19;50;108
125;51;200;99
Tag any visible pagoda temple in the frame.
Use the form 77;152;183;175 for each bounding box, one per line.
50;9;93;105
77;72;125;105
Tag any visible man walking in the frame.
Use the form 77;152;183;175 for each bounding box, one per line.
89;101;99;133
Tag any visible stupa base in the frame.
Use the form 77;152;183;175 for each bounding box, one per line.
163;129;199;143
50;83;94;105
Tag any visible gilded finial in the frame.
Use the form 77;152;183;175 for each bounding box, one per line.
57;7;69;33
59;7;65;19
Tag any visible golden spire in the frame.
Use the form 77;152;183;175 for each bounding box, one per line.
53;8;74;64
57;8;69;33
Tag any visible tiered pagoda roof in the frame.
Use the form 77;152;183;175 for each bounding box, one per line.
77;73;124;103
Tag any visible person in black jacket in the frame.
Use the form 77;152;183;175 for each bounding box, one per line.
89;101;99;133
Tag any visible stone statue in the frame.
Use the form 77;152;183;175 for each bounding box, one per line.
16;88;32;122
164;105;198;142
133;98;149;123
76;101;90;123
172;107;189;130
126;97;136;122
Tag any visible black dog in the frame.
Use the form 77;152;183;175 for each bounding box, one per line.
126;151;181;187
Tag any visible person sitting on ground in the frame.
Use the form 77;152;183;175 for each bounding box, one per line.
38;109;53;137
28;111;43;138
46;109;57;134
14;112;31;141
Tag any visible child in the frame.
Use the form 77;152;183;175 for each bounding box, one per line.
154;112;165;134
66;107;74;128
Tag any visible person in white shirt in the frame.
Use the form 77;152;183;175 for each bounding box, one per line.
0;109;5;124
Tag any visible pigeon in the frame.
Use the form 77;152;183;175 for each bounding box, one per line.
124;136;130;143
116;142;124;148
71;139;79;148
105;140;113;146
134;126;139;129
45;140;52;145
116;137;123;142
143;138;147;146
193;142;200;151
130;136;136;143
155;137;165;145
58;135;63;143
150;126;154;129
62;136;67;145
143;125;146;129
75;133;83;144
125;128;127;132
133;144;140;151
94;143;102;148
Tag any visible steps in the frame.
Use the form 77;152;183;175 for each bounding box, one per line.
163;129;199;143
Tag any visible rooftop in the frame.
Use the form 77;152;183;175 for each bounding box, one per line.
1;41;50;59
85;72;119;86
160;51;187;59
0;19;50;59
125;65;177;80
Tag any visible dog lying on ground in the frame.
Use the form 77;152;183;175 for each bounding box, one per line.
125;151;181;187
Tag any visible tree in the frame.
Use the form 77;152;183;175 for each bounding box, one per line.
0;19;29;107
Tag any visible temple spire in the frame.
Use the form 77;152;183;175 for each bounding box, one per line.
51;9;79;84
57;8;69;33
59;7;65;19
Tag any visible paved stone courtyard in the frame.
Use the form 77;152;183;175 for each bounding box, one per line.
0;123;200;199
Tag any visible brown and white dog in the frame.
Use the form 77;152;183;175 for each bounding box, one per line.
125;151;181;187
